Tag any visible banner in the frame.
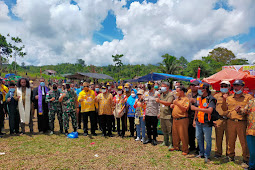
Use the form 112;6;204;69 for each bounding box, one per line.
222;65;255;76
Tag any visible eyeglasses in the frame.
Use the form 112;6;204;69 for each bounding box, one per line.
220;85;229;88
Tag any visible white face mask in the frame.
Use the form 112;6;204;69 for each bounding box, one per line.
131;93;136;97
118;91;122;94
102;89;106;93
108;87;111;90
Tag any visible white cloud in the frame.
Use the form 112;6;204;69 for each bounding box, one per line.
0;0;255;66
0;1;10;21
193;40;255;64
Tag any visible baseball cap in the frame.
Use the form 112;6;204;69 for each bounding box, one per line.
106;82;111;86
124;83;130;88
220;80;230;85
117;86;123;90
137;89;144;95
101;86;106;89
190;80;200;86
198;82;210;89
233;80;245;86
148;81;154;85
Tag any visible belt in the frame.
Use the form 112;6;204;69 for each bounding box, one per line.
229;119;246;122
174;117;188;120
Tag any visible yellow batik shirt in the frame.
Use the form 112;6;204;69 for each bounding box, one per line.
78;90;98;112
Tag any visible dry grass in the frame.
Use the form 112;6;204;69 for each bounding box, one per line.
0;117;245;169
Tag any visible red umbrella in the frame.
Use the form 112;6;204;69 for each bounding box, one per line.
203;68;255;90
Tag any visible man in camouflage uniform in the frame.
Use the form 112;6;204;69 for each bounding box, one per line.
46;83;63;135
59;83;78;135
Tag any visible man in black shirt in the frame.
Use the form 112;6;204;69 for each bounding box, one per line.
187;80;200;152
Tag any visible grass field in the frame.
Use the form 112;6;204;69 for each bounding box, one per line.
0;117;246;169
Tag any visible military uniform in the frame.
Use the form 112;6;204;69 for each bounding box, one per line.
61;90;77;131
46;89;63;133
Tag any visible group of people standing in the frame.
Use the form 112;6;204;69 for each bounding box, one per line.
0;77;255;169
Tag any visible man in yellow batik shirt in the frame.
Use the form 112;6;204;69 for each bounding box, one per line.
78;82;98;136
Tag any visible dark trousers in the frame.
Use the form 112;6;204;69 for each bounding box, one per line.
82;111;96;134
0;104;4;133
99;115;113;135
8;106;20;134
78;106;82;128
37;106;49;132
188;124;196;150
117;115;126;136
112;116;116;131
145;115;158;140
128;117;135;136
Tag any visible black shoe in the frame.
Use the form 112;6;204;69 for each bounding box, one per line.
92;133;97;136
0;132;5;135
151;139;157;146
73;128;77;132
108;134;113;137
84;133;88;136
143;139;152;144
102;134;107;137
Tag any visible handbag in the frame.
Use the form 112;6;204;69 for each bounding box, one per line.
113;103;124;118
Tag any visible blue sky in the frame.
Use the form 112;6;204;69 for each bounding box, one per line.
1;0;255;65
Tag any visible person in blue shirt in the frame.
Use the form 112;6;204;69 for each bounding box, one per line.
125;89;138;137
75;82;84;129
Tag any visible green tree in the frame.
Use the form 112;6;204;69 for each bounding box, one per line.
0;34;12;69
77;59;86;67
202;56;224;73
159;54;180;74
208;47;236;64
176;56;188;75
11;36;26;73
230;58;249;65
112;54;124;80
184;60;211;78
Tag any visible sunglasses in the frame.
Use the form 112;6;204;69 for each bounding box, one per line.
220;85;229;88
84;86;89;87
